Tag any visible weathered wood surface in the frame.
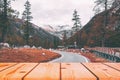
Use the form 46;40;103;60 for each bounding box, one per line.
0;63;120;80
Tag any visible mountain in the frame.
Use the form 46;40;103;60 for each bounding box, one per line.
67;5;120;47
40;25;73;40
0;18;61;48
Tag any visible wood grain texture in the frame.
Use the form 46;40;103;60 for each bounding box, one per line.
0;63;16;71
61;63;96;80
104;63;120;71
24;63;60;80
0;63;120;80
83;63;120;80
0;63;38;80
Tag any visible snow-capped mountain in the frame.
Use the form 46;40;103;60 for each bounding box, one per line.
40;25;73;40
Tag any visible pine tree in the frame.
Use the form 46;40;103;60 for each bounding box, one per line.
0;0;16;42
72;9;82;32
0;0;8;42
93;0;114;14
112;0;120;32
63;30;67;46
53;36;59;49
72;9;82;47
93;0;115;47
0;0;3;15
22;0;33;45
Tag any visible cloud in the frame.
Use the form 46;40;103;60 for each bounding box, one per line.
12;0;95;27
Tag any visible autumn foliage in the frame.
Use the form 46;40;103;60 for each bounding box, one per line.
67;9;120;47
0;48;61;62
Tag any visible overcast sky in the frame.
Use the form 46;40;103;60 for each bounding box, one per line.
12;0;95;27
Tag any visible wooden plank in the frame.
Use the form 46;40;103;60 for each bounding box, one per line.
61;63;96;80
83;63;120;80
24;63;60;80
104;63;120;71
0;63;17;71
0;63;38;80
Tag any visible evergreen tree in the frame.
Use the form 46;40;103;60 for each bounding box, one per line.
72;9;82;32
93;0;114;47
53;36;59;49
63;30;67;46
0;0;8;42
112;0;120;32
0;0;16;42
22;0;33;45
0;0;3;15
93;0;114;14
72;9;82;47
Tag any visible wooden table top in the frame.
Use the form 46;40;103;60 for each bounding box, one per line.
0;63;120;80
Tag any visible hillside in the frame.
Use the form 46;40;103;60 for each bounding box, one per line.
0;18;61;48
67;8;120;47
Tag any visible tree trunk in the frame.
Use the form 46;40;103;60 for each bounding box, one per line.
102;0;108;47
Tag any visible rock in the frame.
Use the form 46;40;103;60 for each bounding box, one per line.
32;46;36;49
0;43;10;48
38;46;42;49
23;45;30;48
